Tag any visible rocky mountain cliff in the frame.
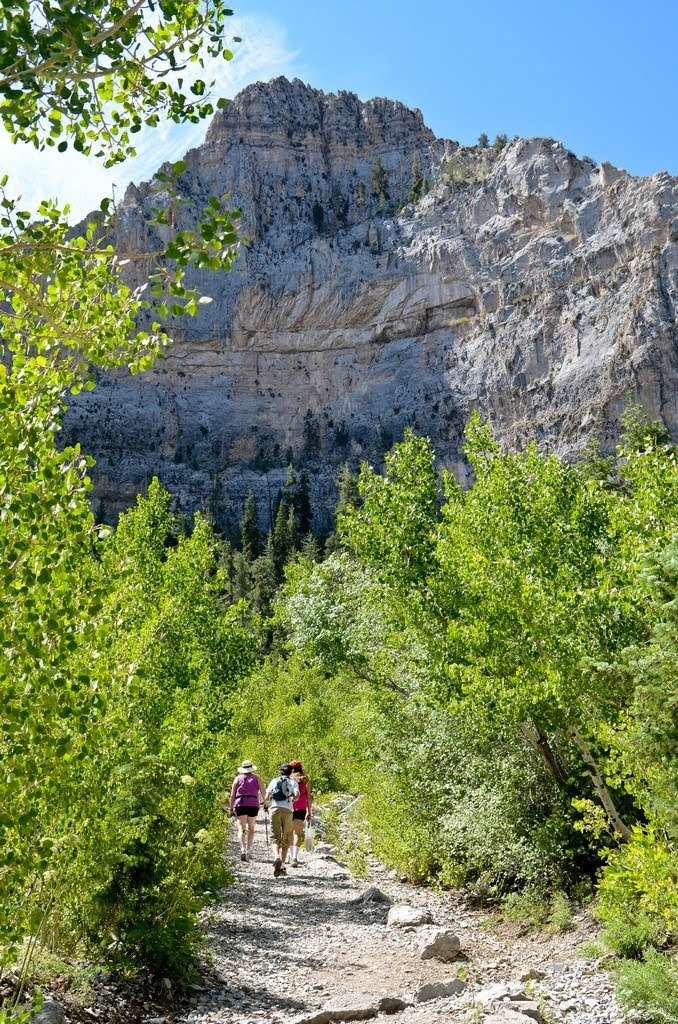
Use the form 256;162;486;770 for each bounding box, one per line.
63;77;678;531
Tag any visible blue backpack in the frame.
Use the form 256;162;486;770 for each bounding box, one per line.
270;776;292;801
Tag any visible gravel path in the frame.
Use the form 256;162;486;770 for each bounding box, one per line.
174;815;624;1024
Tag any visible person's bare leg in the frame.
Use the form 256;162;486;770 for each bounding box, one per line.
291;819;302;864
247;817;256;855
236;815;248;858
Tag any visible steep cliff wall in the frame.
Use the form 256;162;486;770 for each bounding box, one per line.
62;77;678;530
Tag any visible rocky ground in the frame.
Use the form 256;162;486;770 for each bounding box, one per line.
167;816;622;1024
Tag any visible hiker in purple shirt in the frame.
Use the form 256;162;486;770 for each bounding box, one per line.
229;759;267;862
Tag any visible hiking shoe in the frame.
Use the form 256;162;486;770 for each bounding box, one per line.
273;857;283;877
291;860;299;868
240;852;247;862
279;866;287;875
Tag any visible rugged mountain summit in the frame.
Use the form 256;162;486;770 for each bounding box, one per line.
63;77;678;529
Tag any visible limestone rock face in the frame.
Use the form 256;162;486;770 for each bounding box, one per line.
62;77;678;529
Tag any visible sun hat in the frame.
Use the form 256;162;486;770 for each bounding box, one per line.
238;759;257;774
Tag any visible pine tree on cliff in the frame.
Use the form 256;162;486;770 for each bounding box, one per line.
409;153;425;203
371;157;390;208
251;542;278;616
241;492;262;562
296;471;313;536
336;463;360;516
287;505;300;554
272;500;291;576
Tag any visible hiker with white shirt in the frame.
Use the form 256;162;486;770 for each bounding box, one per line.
265;763;299;877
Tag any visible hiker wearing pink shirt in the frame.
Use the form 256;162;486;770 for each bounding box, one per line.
229;759;266;862
288;759;313;867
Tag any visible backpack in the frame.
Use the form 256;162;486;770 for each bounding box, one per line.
270;775;292;802
234;773;260;803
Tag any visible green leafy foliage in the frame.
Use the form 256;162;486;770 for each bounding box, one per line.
0;0;243;1004
0;1;238;166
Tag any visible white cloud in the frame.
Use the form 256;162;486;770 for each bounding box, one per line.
0;14;304;220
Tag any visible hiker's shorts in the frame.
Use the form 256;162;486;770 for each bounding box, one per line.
271;807;293;851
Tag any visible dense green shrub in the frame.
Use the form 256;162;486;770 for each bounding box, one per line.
614;950;678;1023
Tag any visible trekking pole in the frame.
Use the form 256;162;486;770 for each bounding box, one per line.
264;809;270;848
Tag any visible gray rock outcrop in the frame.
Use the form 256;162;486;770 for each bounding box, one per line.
62;77;678;530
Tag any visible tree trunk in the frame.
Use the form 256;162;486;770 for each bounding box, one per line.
569;725;631;842
521;721;568;787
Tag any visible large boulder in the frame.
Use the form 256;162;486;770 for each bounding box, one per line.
418;928;462;962
386;904;433;928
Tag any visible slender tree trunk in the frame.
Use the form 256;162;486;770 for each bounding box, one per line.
521;721;568;787
569;726;631;842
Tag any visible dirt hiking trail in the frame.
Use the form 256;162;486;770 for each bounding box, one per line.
174;814;622;1024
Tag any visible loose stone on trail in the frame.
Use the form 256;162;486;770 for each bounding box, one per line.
386;904;433;928
413;977;467;1002
418;927;462;961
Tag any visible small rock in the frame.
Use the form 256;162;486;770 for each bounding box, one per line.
377;996;410;1014
292;993;408;1023
387;904;433;928
476;983;526;1006
517;968;545;983
413;978;466;1003
484;1012;533;1024
354;886;392;906
305;858;351;880
33;1001;65;1024
511;1000;544;1021
560;1000;578;1013
418;928;461;962
544;962;569;976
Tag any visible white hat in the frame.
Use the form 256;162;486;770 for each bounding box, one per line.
238;759;256;774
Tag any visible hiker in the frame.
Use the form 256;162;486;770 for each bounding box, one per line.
229;759;267;862
288;759;313;867
265;763;299;877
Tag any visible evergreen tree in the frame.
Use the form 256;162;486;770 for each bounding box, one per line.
272;501;291;576
301;532;321;562
280;464;298;509
251;547;278;616
296;471;313;535
240;492;262;562
477;131;489;148
493;132;508;152
287;505;301;554
409;153;425;203
371;157;390;206
220;539;235;602
232;550;252;601
336;463;361;517
303;410;321;460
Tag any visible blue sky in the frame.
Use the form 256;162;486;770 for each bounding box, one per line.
246;0;678;175
1;1;676;217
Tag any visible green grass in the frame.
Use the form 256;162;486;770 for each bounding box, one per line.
9;941;97;1006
